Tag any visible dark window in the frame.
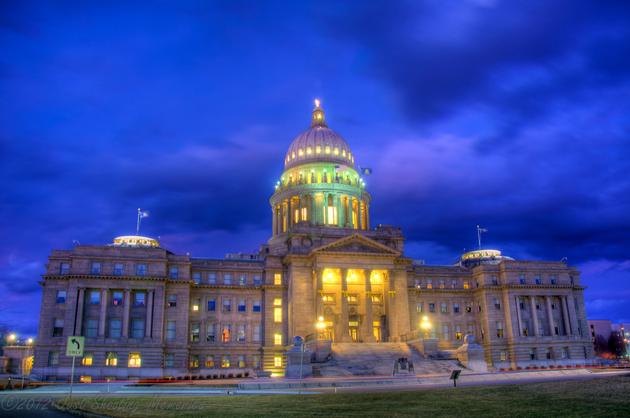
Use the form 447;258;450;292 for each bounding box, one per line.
238;300;246;312
134;292;146;307
91;262;101;274
136;264;147;276
428;303;436;313
253;301;261;312
60;263;70;274
207;299;216;312
56;290;67;304
112;291;123;306
168;295;177;308
113;263;124;275
53;319;64;337
169;267;179;279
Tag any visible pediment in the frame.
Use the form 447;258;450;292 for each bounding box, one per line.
310;234;400;256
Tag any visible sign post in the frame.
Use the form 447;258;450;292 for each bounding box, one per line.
66;336;85;398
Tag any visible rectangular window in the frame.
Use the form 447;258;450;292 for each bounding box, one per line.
253;274;262;285
466;303;473;313
253;301;261;312
48;351;59;366
550;275;557;285
237;324;246;342
190;355;200;369
136;264;147;276
494;298;501;310
169;266;179;279
535;275;542;285
221;324;232;343
496;321;504;338
60;263;70;274
414;279;421;288
191;298;200;312
274;355;282;368
192;272;201;284
53;318;64;337
164;353;175;368
223;298;232;312
429;303;436;313
274;333;283;345
82;352;93;366
467;323;475;335
522;320;530;337
207;323;216;342
223;274;232;285
221;356;230;368
208;299;216;312
253;325;261;342
562;347;570;359
253;355;262;369
208;272;217;284
546;348;553;360
491;275;498;285
112;291;123;306
91;262;101;274
347;294;358;304
519;274;526;285
440;302;448;314
128;352;142;368
237;355;246;368
442;324;450;340
205;355;215;368
274;273;282;285
322;294;335;303
453;303;460;314
89;290;100;305
56;290;67;304
439;279;445;289
239;274;247;286
371;294;383;304
274;307;282;323
238;299;246;312
113;263;124;275
463;280;470;289
426;279;433;289
416;303;423;313
166;320;176;341
105;352;118;366
455;325;462;340
167;294;177;308
500;351;508;361
530;348;537;360
109;319;122;338
134;292;146;307
131;319;145;338
190;322;200;342
85;319;98;338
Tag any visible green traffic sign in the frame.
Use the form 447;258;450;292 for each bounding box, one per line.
66;336;85;357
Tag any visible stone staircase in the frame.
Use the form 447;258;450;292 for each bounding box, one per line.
312;342;462;377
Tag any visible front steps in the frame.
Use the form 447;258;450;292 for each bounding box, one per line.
313;342;462;377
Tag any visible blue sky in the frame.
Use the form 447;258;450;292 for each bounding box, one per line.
1;0;629;336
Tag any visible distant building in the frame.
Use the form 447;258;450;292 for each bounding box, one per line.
588;320;613;341
32;102;594;381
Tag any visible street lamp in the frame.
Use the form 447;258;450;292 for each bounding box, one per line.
21;337;34;389
7;333;17;344
420;316;432;339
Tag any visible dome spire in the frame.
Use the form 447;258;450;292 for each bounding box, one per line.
311;98;327;128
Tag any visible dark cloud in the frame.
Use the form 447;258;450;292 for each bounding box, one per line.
1;1;629;335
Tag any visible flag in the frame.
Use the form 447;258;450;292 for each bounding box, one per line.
478;227;487;233
139;210;150;218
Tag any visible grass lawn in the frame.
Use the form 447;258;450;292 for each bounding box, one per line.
55;374;630;417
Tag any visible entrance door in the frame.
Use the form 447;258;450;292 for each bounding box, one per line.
349;320;359;342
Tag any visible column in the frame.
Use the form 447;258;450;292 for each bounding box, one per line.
315;269;323;317
75;288;85;335
272;207;277;235
122;289;131;338
514;296;523;337
566;294;581;337
530;296;539;336
545;296;555;337
146;290;154;339
364;270;375;342
98;289;108;337
561;296;571;336
358;200;364;230
340;268;350;342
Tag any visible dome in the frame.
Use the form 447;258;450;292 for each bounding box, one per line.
284;100;355;169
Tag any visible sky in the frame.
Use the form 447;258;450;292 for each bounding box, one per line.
1;0;629;336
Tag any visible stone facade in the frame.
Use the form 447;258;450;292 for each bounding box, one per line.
32;102;594;380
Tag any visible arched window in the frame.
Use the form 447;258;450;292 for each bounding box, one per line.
326;195;337;225
352;198;359;229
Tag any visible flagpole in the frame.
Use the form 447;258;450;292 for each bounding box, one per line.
477;225;481;249
137;208;141;235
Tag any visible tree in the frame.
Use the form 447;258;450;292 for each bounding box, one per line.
593;334;609;355
608;331;627;358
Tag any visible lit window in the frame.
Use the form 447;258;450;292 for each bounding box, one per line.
221;356;230;368
238;355;246;368
190;355;200;368
205;355;215;368
274;355;282;367
274;298;282;306
322;294;335;303
56;290;67;304
315;145;321;154
79;376;92;383
325;146;331;154
82;353;93;366
291;152;295;159
463;281;470;289
342;149;346;157
496;321;504;338
306;147;312;155
191;298;200;312
298;148;304;156
333;147;339;155
274;333;283;345
274;273;282;285
416;303;423;313
274;307;282;323
347;294;358;304
91;262;101;274
105;352;118;367
500;351;508;361
371;294;382;304
113;263;124;275
128;352;142;368
221;325;231;343
427;279;433;289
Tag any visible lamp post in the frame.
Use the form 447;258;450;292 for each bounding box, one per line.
420;316;432;339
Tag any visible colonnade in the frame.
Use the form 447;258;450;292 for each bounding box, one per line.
513;295;577;337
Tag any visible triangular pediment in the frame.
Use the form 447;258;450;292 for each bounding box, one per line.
310;234;400;256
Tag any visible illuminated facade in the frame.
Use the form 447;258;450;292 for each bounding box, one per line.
32;102;594;381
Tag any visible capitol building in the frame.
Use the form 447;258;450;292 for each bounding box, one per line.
32;101;594;380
